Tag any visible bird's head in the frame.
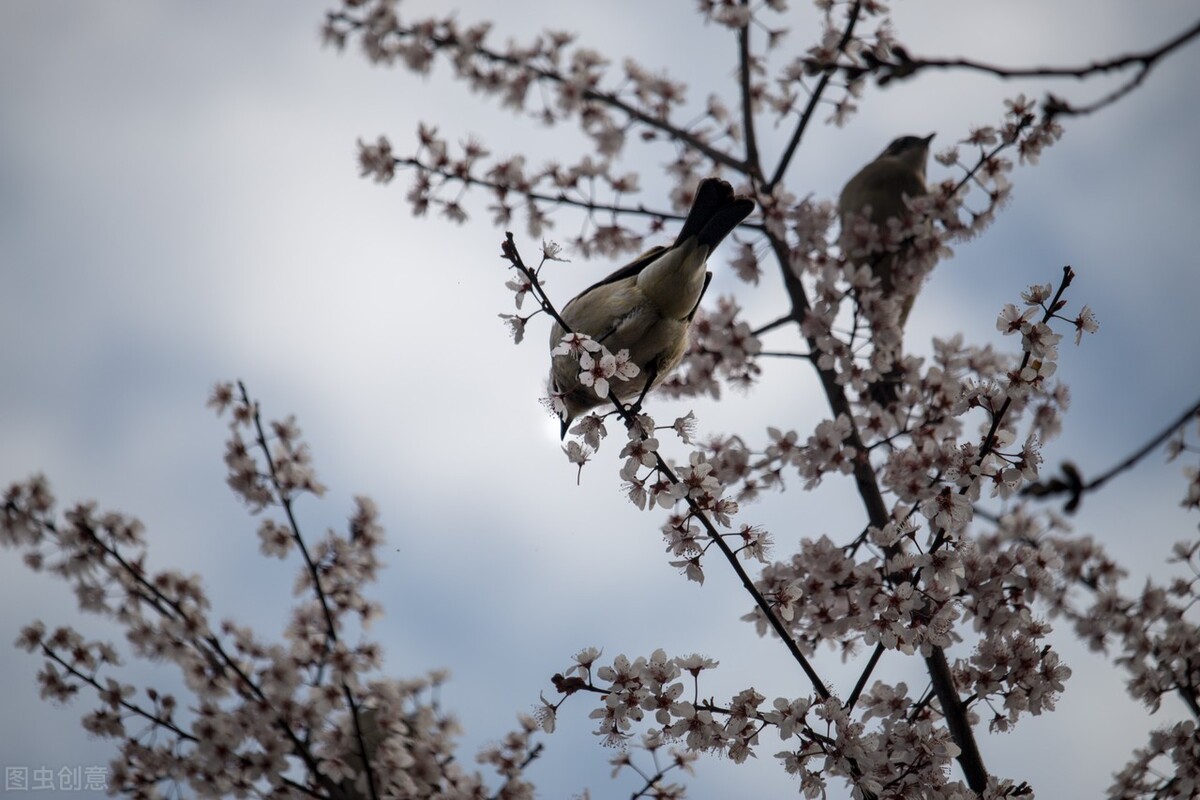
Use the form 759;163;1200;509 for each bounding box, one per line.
549;378;603;440
880;133;935;175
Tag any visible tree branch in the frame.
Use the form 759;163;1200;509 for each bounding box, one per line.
240;381;381;800
737;1;763;184
845;643;885;710
766;0;864;191
329;11;750;173
391;152;769;236
502;234;831;701
762;228;990;792
1023;395;1200;512
809;17;1200;120
814;18;1200;82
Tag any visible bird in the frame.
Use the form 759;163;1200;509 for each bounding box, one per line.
838;133;935;404
548;177;755;438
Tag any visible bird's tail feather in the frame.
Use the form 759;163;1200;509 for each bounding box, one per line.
673;178;755;251
696;197;755;251
673;178;734;247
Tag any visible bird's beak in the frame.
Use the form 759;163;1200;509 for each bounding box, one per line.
560;418;570;440
922;132;936;146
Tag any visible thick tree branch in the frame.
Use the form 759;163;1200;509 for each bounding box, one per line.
763;228;990;792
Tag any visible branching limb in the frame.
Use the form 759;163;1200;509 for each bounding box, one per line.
1024;395;1200;513
396;154;690;224
501;236;830;701
737;0;763;184
767;0;864;191
238;381;381;800
327;10;750;173
763;225;989;791
807;17;1200;120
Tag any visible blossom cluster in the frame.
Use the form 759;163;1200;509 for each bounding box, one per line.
465;25;1090;787
549;331;641;409
541;646;992;799
5;0;1193;798
498;210;1107;793
330;0;765;258
657;294;764;400
968;509;1200;795
2;385;541;799
307;1;1195;795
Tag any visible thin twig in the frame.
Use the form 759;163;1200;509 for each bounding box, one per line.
502;236;830;700
401;156;685;222
737;1;764;185
809;17;1200;99
330;11;750;173
1021;396;1200;513
929;266;1075;553
767;0;864;191
239;382;381;800
34;501;336;792
397;154;769;236
38;644;192;741
757;350;812;360
752;313;798;337
845;643;885;710
1084;401;1200;487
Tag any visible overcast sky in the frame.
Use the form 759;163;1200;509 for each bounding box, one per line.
2;2;1199;798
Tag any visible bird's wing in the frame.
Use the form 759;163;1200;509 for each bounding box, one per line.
839;159;927;223
685;271;713;322
573;245;668;298
569;178;752;303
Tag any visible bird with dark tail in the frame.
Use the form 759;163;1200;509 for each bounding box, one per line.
838;133;936;406
549;177;755;438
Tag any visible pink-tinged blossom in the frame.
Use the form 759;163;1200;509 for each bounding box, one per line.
551;331;601;357
672;411;698;443
356;135;395;183
256;518;293;559
619;430;659;472
505;273;533;309
577;349;618;399
570;413;608;450
541;239;566;262
563;440;593;482
921;486;974;536
996;302;1034;336
1020;282;1053;306
1072;304;1099;344
501;311;529;344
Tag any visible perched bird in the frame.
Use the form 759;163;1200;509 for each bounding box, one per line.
838;133;935;403
549;178;755;438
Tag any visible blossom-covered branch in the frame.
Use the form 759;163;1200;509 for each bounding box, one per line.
1023;395;1200;514
324;5;749;171
2;387;545;799
805;17;1200;119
